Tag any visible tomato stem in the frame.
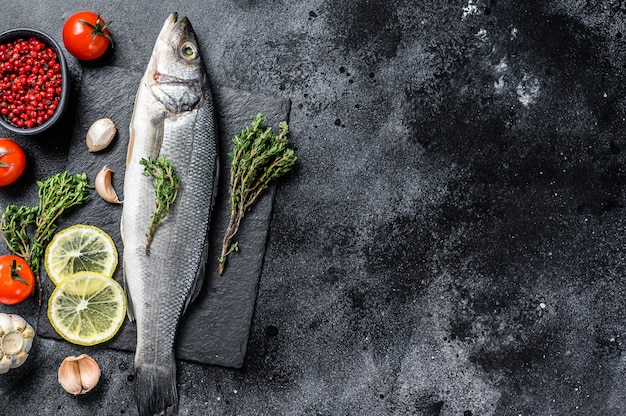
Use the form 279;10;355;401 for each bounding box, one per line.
79;15;114;48
10;259;30;287
0;150;14;167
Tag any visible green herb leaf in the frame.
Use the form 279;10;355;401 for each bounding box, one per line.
141;156;180;254
0;171;92;305
218;113;296;274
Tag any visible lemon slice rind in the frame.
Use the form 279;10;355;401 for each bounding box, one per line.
47;271;126;346
44;224;118;286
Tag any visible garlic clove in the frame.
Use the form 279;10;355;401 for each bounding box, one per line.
21;336;33;354
58;359;83;395
58;354;101;395
86;118;117;152
9;314;27;332
0;313;12;333
95;166;122;204
77;354;101;392
0;354;11;375
10;350;28;369
21;323;35;341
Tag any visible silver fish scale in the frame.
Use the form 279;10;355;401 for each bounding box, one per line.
134;97;217;359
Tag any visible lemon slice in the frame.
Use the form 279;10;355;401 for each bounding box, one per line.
47;271;126;346
45;224;118;285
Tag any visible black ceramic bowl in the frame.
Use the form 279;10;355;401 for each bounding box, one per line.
0;28;69;135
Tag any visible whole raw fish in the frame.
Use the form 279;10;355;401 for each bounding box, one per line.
120;12;218;416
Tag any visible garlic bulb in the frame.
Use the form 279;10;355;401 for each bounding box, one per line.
58;354;101;395
95;165;122;204
0;313;35;374
86;118;117;152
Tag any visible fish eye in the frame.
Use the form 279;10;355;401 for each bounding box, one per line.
181;42;198;60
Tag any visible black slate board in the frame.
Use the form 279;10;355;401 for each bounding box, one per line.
36;67;290;368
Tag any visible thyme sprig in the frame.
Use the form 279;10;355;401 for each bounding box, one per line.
218;113;297;275
141;156;180;255
0;171;92;305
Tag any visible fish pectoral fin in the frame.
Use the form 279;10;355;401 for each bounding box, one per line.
148;119;165;160
127;113;165;166
126;123;135;167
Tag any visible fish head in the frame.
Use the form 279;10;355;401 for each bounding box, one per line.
148;13;207;114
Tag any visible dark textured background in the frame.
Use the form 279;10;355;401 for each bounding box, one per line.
1;1;626;415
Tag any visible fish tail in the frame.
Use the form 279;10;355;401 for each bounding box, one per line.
135;361;178;416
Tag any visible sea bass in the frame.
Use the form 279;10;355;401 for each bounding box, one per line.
121;13;218;416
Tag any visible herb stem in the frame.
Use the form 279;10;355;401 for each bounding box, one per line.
0;171;91;305
218;114;296;275
141;156;180;255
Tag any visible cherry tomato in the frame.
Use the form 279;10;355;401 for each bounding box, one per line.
0;255;34;305
62;11;113;61
0;138;26;187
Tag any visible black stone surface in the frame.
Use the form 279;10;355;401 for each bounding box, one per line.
33;81;290;369
1;1;626;416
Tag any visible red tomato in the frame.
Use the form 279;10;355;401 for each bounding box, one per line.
62;11;113;61
0;138;26;187
0;255;34;305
